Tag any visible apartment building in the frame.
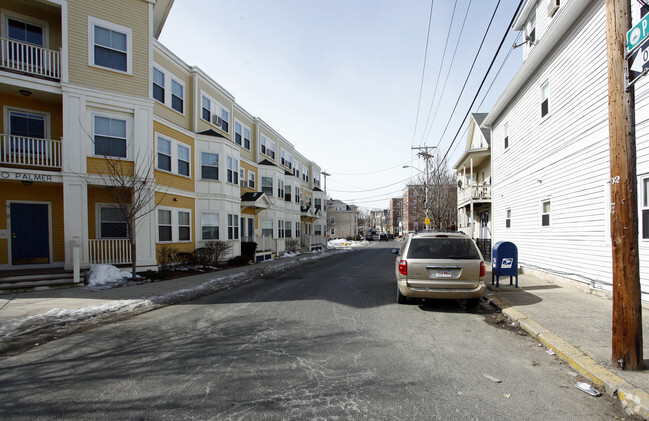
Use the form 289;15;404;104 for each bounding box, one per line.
327;199;358;239
389;198;402;236
401;184;424;234
0;0;326;282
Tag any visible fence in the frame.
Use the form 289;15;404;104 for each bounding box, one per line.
0;37;61;79
88;239;132;265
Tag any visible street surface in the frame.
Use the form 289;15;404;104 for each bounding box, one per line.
0;242;638;420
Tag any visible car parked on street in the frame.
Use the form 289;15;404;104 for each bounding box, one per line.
379;233;388;241
390;232;486;305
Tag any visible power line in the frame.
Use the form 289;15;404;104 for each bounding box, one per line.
333;160;412;176
410;0;436;148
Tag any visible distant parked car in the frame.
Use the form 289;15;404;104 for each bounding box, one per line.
391;232;486;306
387;233;394;240
379;233;388;241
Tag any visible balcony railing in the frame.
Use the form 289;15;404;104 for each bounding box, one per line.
458;183;491;204
1;135;62;169
89;239;132;265
0;37;60;79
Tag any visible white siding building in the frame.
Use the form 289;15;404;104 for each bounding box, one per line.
483;0;649;299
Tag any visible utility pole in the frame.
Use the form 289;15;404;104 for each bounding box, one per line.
605;0;643;370
322;170;331;240
412;146;436;229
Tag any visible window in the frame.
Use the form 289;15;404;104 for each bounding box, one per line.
8;110;47;157
261;135;276;159
94;115;126;158
153;67;165;103
240;168;245;187
285;184;292;201
178;144;190;177
278;220;285;239
235;122;243;146
278;179;284;198
295;186;301;204
261;177;273;195
642;177;649;239
504;122;509;149
157;137;171;171
295;221;301;238
527;13;536;44
285;220;292;238
201;152;219;180
293;159;300;178
541;81;550;118
234;122;251;149
262;219;273;236
99;206;127;238
315;225;322;236
8;17;44;46
248;171;255;189
228;214;239;240
281;149;293;169
542;200;551;227
179;211;191;241
171;80;184;113
506;208;511;228
201;212;219;240
226;156;239;184
314;173;320;186
158;209;172;242
158;208;191;242
89;17;131;73
243;126;251;150
315;198;322;212
156;136;191;176
302;166;308;182
201;93;229;132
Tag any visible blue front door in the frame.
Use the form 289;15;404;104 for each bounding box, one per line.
11;203;50;265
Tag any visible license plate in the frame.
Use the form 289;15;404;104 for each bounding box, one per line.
436;269;452;278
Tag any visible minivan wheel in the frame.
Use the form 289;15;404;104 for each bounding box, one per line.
397;286;408;304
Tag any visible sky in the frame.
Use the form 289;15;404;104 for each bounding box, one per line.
158;0;524;210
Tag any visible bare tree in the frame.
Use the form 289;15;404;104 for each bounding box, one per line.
428;156;457;230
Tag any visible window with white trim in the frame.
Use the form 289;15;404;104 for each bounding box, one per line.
278;220;285;238
156;135;191;176
295;221;301;238
504;122;509;149
262;219;273;237
285;220;292;238
201;212;219;240
642;176;649;239
201;152;218;180
226;156;239;184
201;93;230;132
315;224;322;236
89;17;131;73
314;173;320;187
260;135;276;159
294;186;301;204
541;81;550;118
228;214;239;240
240;168;245;187
248;171;255;189
541;200;551;227
302;165;308;182
277;179;284;198
157;208;192;243
285;184;292;201
94;115;127;158
7;15;46;47
234;121;251;149
506;208;511;228
171;80;184;113
153;67;165;103
99;205;127;238
153;66;185;114
281;149;293;169
261;177;273;195
293;159;300;178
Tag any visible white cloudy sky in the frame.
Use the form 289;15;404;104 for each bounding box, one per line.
159;0;523;210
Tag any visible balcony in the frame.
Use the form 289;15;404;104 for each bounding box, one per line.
1;135;62;170
458;183;491;205
0;37;61;80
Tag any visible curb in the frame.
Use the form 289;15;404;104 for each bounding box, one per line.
490;296;649;419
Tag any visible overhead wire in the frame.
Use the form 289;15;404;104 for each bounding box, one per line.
410;0;436;148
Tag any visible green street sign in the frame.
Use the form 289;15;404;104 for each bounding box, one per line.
628;14;649;54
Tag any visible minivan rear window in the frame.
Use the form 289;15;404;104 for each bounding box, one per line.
407;238;481;260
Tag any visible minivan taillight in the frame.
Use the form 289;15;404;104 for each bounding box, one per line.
480;261;486;277
398;260;408;275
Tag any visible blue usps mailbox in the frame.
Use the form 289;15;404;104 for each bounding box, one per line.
492;241;518;288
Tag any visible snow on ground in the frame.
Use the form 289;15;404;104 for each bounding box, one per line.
327;238;368;249
0;248;349;343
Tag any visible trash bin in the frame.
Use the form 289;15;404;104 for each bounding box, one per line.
491;241;518;287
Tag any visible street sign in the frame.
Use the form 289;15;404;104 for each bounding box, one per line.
627;14;649;53
424;218;430;226
628;37;649;86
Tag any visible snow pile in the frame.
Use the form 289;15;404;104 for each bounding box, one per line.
85;265;147;290
279;251;300;258
327;238;366;249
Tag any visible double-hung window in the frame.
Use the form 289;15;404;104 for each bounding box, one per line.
303;166;309;182
158;209;172;242
201;93;229;132
262;219;273;237
281;149;293;169
153;67;165;103
285;220;292;238
642;177;649;239
541;81;550;118
261;177;273;195
201;212;219;240
153;65;184;114
235;122;252;149
295;221;301;238
295;186;301;204
178;211;191;241
171;80;184;113
260;135;276;159
506;209;511;228
228;214;239;240
201;152;218;180
278;220;285;239
226;156;239;184
235;122;243;146
293;159;300;178
158;208;191;242
94;115;127;158
541;200;551;227
504;123;509;149
89;17;131;73
178;144;190;176
99;206;127;238
285;184;292;201
248;171;255;189
157;137;172;171
278;179;284;198
8;109;47;157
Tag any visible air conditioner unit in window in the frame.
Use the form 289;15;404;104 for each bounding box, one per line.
240;180;247;188
211;114;223;126
547;0;559;17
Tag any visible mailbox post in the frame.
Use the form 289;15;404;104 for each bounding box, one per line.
491;241;518;288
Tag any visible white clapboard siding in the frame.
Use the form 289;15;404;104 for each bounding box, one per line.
489;1;642;295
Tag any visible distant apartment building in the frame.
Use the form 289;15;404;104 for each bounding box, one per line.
389;198;402;236
0;0;327;284
327;199;358;239
401;185;425;234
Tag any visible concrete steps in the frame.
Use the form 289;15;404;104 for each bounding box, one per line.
0;270;80;293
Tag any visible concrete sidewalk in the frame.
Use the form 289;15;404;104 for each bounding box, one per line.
1;253;648;418
487;272;649;419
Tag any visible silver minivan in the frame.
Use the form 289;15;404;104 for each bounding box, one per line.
391;232;486;305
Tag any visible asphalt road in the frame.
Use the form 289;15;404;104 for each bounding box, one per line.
0;242;638;420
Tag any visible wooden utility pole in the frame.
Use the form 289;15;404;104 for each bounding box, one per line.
412;146;436;229
605;0;643;370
